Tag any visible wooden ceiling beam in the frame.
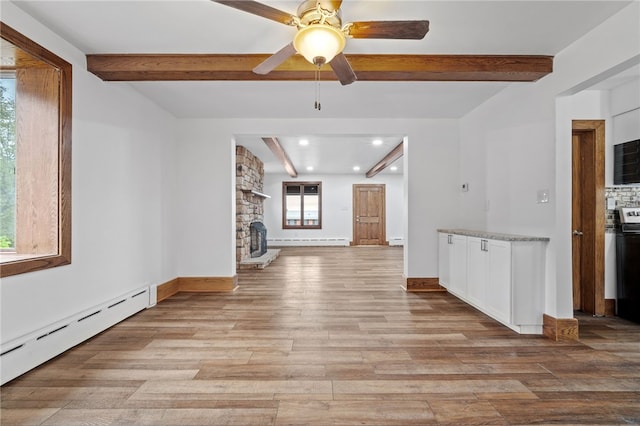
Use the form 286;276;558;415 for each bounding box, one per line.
366;142;403;178
262;137;297;178
86;54;553;82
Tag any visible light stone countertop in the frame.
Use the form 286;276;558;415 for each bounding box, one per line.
438;229;550;242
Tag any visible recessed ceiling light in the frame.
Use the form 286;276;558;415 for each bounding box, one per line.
353;166;361;171
390;166;398;171
372;139;383;146
306;166;314;171
299;139;309;146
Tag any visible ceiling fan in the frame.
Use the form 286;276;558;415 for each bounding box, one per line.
212;0;429;86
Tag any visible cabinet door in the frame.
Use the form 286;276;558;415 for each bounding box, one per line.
438;233;450;288
466;237;487;306
449;235;467;297
486;240;512;324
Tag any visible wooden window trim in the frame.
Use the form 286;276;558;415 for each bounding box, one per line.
282;181;322;230
0;23;72;277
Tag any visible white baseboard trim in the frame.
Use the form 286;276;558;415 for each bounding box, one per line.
268;238;350;247
1;285;152;385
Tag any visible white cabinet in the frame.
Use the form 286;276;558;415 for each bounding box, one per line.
465;238;511;320
439;233;467;294
438;231;546;334
466;237;488;307
450;235;468;296
484;239;512;325
438;233;450;288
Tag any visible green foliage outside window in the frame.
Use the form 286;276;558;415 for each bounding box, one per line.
0;80;16;248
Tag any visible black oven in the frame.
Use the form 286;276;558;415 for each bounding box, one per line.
616;222;640;324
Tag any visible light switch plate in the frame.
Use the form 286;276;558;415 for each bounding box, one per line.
461;183;469;192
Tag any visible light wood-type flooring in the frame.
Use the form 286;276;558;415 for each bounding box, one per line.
2;246;639;425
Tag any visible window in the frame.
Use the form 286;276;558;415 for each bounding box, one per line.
283;182;321;229
0;23;72;277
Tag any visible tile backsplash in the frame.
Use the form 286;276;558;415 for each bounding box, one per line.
605;186;640;229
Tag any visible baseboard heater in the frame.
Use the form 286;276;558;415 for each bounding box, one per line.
267;237;349;247
389;238;404;246
0;285;151;385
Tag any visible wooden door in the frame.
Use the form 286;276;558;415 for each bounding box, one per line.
353;184;386;245
572;120;605;316
572;132;584;311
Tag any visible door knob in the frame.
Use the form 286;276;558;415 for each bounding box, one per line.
573;230;583;236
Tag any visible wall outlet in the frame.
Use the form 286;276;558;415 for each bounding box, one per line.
537;189;549;204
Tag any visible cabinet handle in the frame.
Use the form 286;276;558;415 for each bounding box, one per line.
481;239;489;251
448;234;453;244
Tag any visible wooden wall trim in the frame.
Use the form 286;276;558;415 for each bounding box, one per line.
0;23;73;278
15;68;59;255
179;276;238;292
404;277;446;292
605;298;616;317
156;276;238;303
542;313;579;341
156;278;180;303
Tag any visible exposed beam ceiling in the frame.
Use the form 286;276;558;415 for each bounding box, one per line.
366;142;404;178
262;137;298;178
86;54;553;82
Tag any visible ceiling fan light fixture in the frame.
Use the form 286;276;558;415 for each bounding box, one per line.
293;23;346;65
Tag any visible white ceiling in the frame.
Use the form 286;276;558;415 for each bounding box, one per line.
235;134;405;176
9;0;637;175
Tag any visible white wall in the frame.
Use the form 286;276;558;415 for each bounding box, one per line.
172;118;459;280
1;3;177;343
262;172;404;244
536;82;639;302
459;1;640;318
459;82;557;235
172;120;236;277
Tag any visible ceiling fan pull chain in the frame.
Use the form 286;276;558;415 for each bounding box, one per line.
315;66;321;110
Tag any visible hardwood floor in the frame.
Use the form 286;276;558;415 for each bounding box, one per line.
2;246;639;425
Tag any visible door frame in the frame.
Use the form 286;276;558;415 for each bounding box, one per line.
571;119;605;316
352;183;387;246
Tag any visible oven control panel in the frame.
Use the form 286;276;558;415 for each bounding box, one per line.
620;207;640;224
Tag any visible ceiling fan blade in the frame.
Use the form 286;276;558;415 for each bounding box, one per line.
212;1;296;26
253;42;297;75
348;20;429;39
329;53;357;85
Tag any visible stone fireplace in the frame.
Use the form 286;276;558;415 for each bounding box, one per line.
236;146;267;265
